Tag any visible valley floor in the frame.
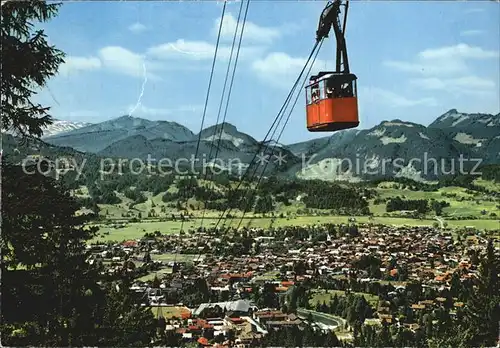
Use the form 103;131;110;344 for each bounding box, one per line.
90;215;499;242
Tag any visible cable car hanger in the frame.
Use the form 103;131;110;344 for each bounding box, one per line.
305;0;359;132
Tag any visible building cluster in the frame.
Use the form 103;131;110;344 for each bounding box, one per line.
158;301;308;347
87;223;494;347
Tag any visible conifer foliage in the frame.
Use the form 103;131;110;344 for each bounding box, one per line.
1;0;65;137
1;1;157;346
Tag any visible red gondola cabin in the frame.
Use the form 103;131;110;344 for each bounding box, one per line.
306;0;359;132
305;72;359;132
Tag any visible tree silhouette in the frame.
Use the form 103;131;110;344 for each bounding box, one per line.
1;0;65;138
462;239;499;347
0;2;156;345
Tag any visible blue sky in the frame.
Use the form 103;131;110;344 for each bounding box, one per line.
35;0;499;144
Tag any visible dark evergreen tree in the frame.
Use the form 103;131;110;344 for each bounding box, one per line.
377;322;393;347
0;2;156;345
254;194;274;213
1;163;156;346
462;239;500;347
1;0;65;137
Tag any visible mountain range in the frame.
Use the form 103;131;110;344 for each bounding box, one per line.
4;109;499;182
41;119;93;138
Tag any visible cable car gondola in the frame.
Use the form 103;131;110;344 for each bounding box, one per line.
306;0;359;132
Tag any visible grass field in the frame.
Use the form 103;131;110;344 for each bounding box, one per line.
149;306;191;319
373;183;499;218
137;268;172;282
151;253;199;262
474;178;500;192
81;177;500;219
82;178;499;242
253;271;280;282
135;254;198;281
89;215;499;242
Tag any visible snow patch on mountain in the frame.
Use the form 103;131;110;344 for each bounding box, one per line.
477;118;491;124
42;120;92;137
296;158;363;182
202;130;245;147
395;163;424;182
382;121;415;127
453;132;485;145
438;109;460;121
364;154;381;170
369;128;386;137
205;158;249;173
262;140;286;149
380;134;407;145
419;132;430;140
451;115;469;127
2;120;91;138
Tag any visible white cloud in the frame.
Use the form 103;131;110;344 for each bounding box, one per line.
386;43;498;102
55;13;272;80
418;43;499;60
146;39;263;61
98;46;143;76
58;56;101;76
128;22;147;34
147;40;219;60
460;29;484;37
384;43;499;77
251;52;327;89
360;87;437;108
410;76;495;92
252;52;304;75
447;76;493;89
98;46;160;79
215;12;281;44
57;37;264;80
56;47;164;80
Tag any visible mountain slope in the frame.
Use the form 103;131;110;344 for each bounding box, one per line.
45;115;194;153
1;133;89;168
429;109;499;144
2;119;91;138
98;135;300;176
429;109;499;130
285;129;360;159
38;110;499;181
286;136;330;158
196;122;259;150
41;119;92;138
429;109;500;165
294;119;479;181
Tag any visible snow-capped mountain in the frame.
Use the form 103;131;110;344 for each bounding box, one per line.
41;119;92;138
11;109;497;181
44;115;194;153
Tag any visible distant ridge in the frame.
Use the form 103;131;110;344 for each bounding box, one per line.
18;109;499;181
